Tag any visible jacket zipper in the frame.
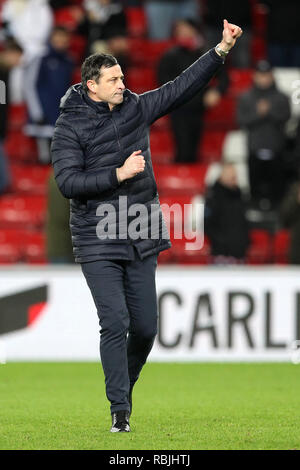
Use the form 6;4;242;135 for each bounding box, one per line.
111;113;132;243
111;113;129;186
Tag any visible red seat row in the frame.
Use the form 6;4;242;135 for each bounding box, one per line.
158;229;291;266
126;7;148;38
154;164;208;195
0;194;47;229
5;131;38;163
10;164;51;195
247;229;290;265
150;129;226;164
0;229;46;264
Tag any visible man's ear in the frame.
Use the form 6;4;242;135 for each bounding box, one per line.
87;80;96;93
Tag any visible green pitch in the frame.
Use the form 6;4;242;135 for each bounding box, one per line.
0;362;300;450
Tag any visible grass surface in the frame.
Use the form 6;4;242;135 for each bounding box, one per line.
0;362;300;450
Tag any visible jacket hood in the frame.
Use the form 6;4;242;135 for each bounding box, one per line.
59;83;89;112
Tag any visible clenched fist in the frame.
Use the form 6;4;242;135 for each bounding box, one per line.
116;150;145;183
217;19;243;54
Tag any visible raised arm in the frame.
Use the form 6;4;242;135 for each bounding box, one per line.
140;20;242;124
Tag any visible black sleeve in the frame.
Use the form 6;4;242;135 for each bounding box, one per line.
51;122;119;199
140;48;224;124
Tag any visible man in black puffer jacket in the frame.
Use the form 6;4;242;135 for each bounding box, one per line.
51;19;242;433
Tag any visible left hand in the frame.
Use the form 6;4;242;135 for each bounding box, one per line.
203;89;221;108
220;19;243;52
256;99;270;116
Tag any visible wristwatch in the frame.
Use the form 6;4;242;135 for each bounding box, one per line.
215;44;230;58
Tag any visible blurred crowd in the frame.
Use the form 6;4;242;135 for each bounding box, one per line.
0;0;300;265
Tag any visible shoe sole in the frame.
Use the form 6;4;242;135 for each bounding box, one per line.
110;425;131;433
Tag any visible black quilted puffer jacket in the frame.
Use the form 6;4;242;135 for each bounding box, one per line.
51;48;224;263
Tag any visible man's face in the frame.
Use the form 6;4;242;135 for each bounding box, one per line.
50;31;70;52
3;49;22;68
254;71;274;89
87;64;125;110
219;165;238;189
174;21;197;40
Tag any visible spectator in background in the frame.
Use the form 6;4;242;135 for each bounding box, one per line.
24;26;74;164
46;171;74;263
145;0;199;40
81;30;130;74
237;60;290;209
259;0;300;67
1;0;53;103
157;18;229;163
1;0;53;60
0;40;23;194
204;163;249;264
76;0;128;57
203;0;252;68
279;174;300;264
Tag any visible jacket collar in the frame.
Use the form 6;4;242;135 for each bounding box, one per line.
60;83;129;115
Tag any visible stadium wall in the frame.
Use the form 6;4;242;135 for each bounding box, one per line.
0;266;299;362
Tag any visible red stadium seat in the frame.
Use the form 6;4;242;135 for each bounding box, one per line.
7;104;28;131
126;7;147;38
228;69;253;97
150;130;174;164
0;195;47;229
72;66;82;85
69;34;86;64
159;194;194;232
128;39;175;66
126;67;157;94
54;7;81;30
23;231;47;264
0;229;23;263
251;1;268;63
0;228;47;264
252;1;268;35
273;230;290;265
198;130;227;163
152;115;170;131
169;234;211;265
251;36;267;63
157;247;174;264
11;165;51;195
5;131;38;163
204;96;236;130
246;229;272;264
154;164;208;196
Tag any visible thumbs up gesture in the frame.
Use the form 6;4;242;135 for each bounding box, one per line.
220;19;243;53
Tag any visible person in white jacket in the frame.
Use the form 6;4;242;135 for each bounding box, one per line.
1;0;53;103
2;0;53;60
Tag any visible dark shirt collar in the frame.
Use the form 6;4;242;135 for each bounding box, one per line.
82;91;111;113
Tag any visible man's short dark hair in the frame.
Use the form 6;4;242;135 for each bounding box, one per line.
4;38;23;54
51;25;70;36
81;53;118;93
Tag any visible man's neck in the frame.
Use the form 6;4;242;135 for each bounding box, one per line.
87;91;114;111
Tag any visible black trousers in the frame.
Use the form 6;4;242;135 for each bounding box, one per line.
248;152;283;205
81;250;158;414
171;112;203;163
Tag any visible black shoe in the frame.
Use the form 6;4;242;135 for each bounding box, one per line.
110;410;130;433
